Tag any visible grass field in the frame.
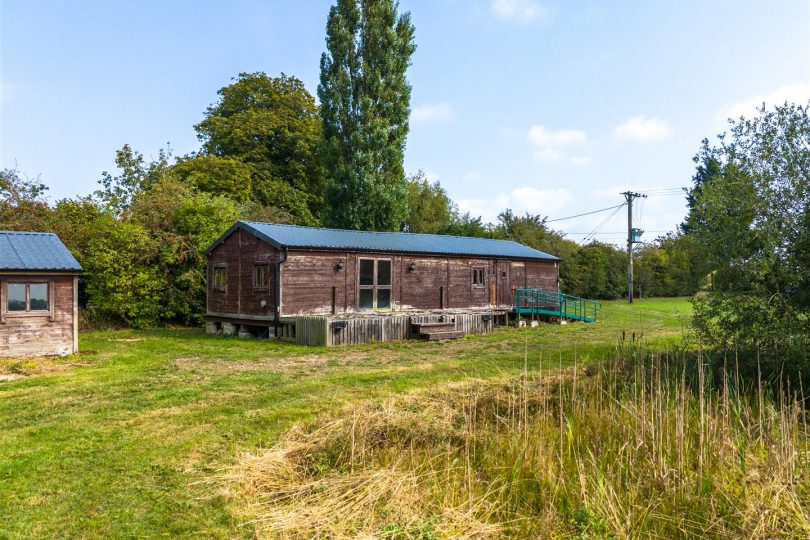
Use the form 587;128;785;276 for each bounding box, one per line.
0;298;691;538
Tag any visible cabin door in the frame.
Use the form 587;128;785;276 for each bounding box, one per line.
496;261;511;307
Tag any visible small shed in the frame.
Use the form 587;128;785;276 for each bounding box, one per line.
0;231;82;357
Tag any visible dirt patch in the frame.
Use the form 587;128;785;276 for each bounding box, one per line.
172;350;390;376
172;354;330;375
0;356;86;377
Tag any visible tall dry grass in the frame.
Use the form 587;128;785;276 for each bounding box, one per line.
224;342;810;539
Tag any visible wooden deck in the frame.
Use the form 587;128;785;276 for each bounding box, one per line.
207;308;509;347
279;309;508;346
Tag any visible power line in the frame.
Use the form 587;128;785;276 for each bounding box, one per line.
582;204;626;243
639;187;688;193
563;230;670;235
545;203;626;223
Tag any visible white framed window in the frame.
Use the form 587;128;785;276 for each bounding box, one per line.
6;282;49;312
358;258;392;310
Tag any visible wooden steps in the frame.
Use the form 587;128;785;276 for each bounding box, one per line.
422;330;465;341
411;321;465;341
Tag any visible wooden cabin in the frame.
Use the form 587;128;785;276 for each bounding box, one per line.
205;221;560;345
0;231;81;357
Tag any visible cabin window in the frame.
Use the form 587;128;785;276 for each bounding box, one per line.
7;282;49;312
472;267;486;287
213;265;227;290
358;258;392;310
253;264;269;290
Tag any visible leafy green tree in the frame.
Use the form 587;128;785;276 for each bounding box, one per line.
194;72;324;224
443;212;489;238
686;102;810;386
83;220;166;328
128;179;241;325
319;0;415;231
172;155;254;203
96;144;172;214
634;233;705;298
0;168;52;231
574;242;626;299
404;172;454;233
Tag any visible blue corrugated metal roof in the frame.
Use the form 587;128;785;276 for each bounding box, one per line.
209;221;559;261
0;231;82;271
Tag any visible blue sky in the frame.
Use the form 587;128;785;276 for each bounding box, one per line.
2;0;808;245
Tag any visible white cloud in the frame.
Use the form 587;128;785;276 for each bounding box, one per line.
724;83;810;120
528;125;586;147
527;124;590;165
491;0;548;23
458;186;573;223
411;102;453;124
612;116;671;142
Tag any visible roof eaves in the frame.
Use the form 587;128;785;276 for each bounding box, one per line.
283;243;559;261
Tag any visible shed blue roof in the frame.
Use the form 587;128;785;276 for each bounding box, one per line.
0;231;82;272
209;221;559;261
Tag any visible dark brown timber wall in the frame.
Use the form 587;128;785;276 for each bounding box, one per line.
278;249;558;316
207;229;278;321
207;237;559;319
0;273;78;357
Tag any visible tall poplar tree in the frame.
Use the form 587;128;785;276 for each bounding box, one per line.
318;0;415;231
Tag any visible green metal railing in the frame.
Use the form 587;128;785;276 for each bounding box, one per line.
512;288;601;323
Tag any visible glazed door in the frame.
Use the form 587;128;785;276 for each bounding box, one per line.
358;258;392;310
496;261;511;307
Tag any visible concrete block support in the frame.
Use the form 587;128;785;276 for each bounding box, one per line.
222;322;238;336
205;321;220;334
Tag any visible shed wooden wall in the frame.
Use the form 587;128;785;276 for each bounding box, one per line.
0;274;78;357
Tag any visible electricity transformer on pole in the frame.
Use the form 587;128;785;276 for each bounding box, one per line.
621;191;646;303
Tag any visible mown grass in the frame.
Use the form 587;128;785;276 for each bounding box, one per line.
0;298;689;538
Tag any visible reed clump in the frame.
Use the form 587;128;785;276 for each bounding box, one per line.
225;343;810;539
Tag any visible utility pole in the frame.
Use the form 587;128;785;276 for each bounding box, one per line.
621;191;646;303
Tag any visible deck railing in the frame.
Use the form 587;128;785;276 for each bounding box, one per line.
512;288;601;323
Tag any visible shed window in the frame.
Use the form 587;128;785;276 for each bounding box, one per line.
253;264;269;289
7;283;49;312
472;267;486;287
29;284;49;310
358;258;392;310
213;265;227;290
7;284;26;311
